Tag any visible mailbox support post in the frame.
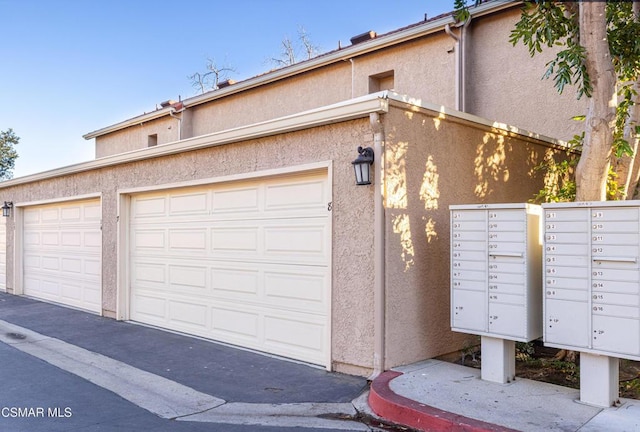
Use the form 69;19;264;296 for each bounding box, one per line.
580;352;619;407
481;336;515;383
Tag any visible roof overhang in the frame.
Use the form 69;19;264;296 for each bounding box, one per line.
2;90;565;189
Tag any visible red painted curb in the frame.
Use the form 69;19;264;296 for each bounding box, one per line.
368;370;518;432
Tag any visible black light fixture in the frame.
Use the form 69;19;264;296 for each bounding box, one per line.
1;201;12;218
352;146;375;185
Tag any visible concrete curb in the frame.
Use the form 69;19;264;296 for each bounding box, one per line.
368;370;518;432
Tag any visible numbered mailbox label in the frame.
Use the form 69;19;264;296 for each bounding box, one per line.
545;265;590;279
591;267;640;283
546;277;590;291
545;231;589;244
488;220;525;232
452;250;486;261
452;240;487;251
453;220;487;232
545;210;589;222
591;220;639;233
545;221;589;233
488;210;523;221
592;208;639;222
453;211;486;221
591;292;640;307
546;288;589;302
545;254;589;268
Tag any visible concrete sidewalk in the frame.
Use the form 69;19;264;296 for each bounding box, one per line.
369;359;640;432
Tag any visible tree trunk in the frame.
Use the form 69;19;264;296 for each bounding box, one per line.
574;2;617;201
625;3;640;200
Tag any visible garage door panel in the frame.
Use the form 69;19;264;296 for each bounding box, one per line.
264;313;325;359
134;196;167;218
265;179;326;211
23;199;102;313
130;172;329;366
169;192;209;216
212;227;259;253
264;225;326;258
168;229;207;251
264;270;326;313
169;265;208;290
134;229;166;250
212;187;259;214
133;262;167;285
132;293;167;320
211;306;260;339
169;300;208;328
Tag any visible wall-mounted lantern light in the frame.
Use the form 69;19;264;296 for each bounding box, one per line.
351;146;374;186
2;201;13;218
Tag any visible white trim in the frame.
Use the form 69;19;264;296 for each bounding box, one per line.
118;161;332;196
15;192;102;209
1;91;566;192
325;160;333;371
2;95;387;189
116;192;131;321
13;206;23;295
82;1;518;140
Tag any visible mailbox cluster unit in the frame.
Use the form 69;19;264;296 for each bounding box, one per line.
543;201;640;361
450;204;542;342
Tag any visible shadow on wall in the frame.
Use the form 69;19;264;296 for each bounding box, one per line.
385;108;546;272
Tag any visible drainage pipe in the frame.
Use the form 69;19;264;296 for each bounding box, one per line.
445;16;471;112
444;23;461;111
369;111;386;380
169;108;183;140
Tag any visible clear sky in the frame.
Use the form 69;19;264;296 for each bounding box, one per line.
1;0;459;178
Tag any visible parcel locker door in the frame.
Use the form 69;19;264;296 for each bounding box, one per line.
452;290;487;333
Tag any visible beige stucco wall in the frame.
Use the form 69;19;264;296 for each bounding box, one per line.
2;118;377;375
188;65;353;137
380;101;563;368
4;97;568;375
466;8;587;141
95;115;181;158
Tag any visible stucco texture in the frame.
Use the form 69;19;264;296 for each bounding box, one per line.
95;115;180;158
466;8;587;141
380;101;561;367
2;118;377;374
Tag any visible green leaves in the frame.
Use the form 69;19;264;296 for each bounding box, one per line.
0;129;19;181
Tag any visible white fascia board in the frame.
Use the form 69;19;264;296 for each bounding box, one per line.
82;1;520;140
83;107;176;140
0;93;389;189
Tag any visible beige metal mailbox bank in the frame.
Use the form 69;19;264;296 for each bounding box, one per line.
543;201;640;407
450;203;542;383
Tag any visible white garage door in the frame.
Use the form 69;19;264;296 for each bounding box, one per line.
23;199;102;313
0;218;6;292
129;172;330;366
